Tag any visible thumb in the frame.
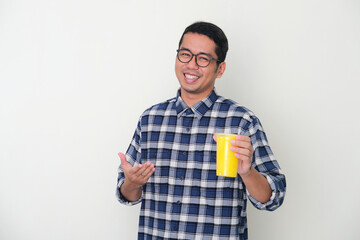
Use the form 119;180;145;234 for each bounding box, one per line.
118;152;131;169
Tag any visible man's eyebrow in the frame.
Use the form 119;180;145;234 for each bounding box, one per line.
179;47;191;51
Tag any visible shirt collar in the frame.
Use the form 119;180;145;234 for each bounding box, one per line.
175;88;218;119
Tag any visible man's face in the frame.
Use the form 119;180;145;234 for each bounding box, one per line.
175;33;226;104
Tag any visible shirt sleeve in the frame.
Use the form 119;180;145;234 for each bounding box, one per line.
116;118;143;206
245;115;286;211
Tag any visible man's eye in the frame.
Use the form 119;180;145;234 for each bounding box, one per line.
198;56;210;62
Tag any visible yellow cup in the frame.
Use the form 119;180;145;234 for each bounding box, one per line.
216;133;238;177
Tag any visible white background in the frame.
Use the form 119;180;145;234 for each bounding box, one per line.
1;0;360;239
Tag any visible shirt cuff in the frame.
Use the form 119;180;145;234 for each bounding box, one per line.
116;178;143;206
246;172;278;210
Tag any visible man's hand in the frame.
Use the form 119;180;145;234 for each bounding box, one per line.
119;152;155;187
229;135;254;176
118;152;155;202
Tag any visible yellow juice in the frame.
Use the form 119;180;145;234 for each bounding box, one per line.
216;133;238;177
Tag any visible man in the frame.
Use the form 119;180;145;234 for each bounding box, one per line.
116;21;286;240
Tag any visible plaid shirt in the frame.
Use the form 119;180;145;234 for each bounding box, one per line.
117;89;286;240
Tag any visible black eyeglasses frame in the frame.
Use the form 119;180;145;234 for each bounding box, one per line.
176;49;221;67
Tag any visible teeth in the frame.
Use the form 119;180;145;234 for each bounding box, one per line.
185;74;198;79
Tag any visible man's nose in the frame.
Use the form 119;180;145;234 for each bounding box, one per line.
187;56;199;69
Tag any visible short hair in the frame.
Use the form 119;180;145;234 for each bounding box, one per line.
178;21;229;63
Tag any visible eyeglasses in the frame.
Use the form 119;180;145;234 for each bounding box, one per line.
176;49;221;67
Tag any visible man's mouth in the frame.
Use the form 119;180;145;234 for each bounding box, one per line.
184;73;199;83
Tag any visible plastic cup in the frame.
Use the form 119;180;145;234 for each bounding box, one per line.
216;133;238;177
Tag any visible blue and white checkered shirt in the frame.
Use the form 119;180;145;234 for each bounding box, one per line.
117;89;286;240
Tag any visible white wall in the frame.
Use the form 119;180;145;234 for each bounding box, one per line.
1;0;359;239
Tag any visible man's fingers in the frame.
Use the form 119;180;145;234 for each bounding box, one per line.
230;146;252;157
213;134;217;142
229;136;254;164
135;162;155;177
118;152;126;160
140;162;155;177
118;152;134;171
118;152;127;163
231;136;252;149
118;152;155;182
236;135;251;142
234;135;251;147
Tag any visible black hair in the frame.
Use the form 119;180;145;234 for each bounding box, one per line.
178;21;229;63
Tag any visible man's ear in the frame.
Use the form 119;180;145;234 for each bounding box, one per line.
216;62;226;78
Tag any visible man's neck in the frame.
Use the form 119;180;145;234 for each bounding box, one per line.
180;89;213;107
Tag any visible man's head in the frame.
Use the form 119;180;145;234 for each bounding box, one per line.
175;22;228;106
178;21;228;64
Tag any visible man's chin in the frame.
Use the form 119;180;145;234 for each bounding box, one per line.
180;86;199;95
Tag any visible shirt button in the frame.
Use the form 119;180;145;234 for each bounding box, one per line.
176;200;181;204
186;127;190;132
179;176;184;180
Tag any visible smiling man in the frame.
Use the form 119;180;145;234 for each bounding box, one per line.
116;21;286;240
